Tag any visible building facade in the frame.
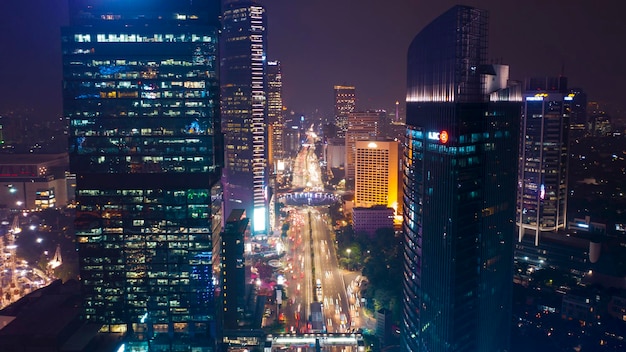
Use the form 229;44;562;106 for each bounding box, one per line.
402;6;520;352
352;206;394;237
567;88;587;139
517;77;570;245
354;140;401;214
0;153;73;210
334;85;356;137
221;0;268;234
345;111;380;184
266;60;284;172
221;209;249;330
64;0;222;349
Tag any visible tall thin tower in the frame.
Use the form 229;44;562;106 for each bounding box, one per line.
221;0;268;234
334;85;356;137
402;6;520;352
64;0;222;349
267;60;284;171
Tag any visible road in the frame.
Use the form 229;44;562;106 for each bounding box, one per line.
0;215;54;308
280;137;356;336
310;207;351;333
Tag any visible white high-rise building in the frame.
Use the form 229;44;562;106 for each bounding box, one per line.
221;0;268;234
354;140;401;214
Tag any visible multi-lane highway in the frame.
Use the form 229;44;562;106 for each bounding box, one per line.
310;207;351;333
279;135;356;337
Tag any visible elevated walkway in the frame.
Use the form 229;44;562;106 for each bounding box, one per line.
265;333;364;351
279;192;339;206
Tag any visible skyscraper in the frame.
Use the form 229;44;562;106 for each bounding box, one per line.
64;0;222;350
567;88;587;139
334;85;356;137
266;60;284;171
517;77;570;245
221;0;268;234
402;6;520;351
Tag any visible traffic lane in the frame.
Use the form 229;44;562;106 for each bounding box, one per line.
310;210;352;332
282;208;311;332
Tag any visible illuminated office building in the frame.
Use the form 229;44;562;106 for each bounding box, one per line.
345;111;380;184
0;153;73;210
221;0;268;234
283;117;302;157
402;6;520;351
266;60;284;172
354;140;401;213
64;0;222;349
517;77;570;245
334;85;356;137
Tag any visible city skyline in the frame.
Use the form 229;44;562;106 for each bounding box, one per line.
0;2;625;351
1;0;625;119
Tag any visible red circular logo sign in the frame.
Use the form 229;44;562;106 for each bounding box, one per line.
439;130;449;144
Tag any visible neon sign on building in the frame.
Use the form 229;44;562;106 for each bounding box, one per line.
427;130;449;143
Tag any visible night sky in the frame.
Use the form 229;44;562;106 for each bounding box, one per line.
0;0;624;119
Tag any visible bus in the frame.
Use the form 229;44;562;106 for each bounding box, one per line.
309;302;325;333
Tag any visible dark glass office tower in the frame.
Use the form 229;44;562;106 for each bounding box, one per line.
221;0;268;234
220;209;248;329
63;1;222;350
402;6;520;352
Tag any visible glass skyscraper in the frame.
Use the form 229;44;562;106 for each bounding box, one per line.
402;6;520;352
221;0;268;234
64;1;222;350
517;77;570;245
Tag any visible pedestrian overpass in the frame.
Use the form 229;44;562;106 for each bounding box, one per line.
264;333;365;351
278;192;340;206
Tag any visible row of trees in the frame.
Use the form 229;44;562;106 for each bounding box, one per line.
328;199;403;324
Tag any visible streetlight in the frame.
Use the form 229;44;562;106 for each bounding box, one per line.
346;249;352;271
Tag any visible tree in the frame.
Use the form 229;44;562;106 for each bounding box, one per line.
360;228;403;321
